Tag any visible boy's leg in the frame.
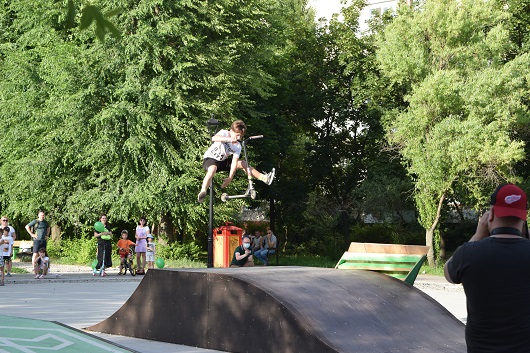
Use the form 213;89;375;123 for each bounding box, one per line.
0;265;4;285
198;165;218;203
6;258;11;276
237;160;275;185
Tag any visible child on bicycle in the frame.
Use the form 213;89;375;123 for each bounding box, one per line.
198;119;275;203
117;230;135;274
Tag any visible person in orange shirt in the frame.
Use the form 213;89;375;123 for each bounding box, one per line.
117;230;135;275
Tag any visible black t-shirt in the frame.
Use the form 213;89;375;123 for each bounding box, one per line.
230;245;249;266
447;237;530;352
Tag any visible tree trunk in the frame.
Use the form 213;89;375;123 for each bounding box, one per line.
426;193;445;266
51;224;62;242
439;233;446;260
159;213;175;242
269;198;275;232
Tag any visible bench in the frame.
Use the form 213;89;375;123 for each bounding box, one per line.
12;240;33;261
335;242;429;285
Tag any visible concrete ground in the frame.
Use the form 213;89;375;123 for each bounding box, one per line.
1;268;466;353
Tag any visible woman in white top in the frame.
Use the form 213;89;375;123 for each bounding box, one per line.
135;217;150;274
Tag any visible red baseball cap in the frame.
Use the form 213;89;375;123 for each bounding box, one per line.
490;184;528;220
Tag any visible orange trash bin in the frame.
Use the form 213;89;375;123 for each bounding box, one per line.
213;222;243;268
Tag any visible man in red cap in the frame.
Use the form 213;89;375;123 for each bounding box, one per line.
445;184;530;353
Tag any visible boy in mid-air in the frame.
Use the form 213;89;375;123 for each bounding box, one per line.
198;120;275;203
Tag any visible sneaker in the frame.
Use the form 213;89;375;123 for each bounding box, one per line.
265;168;276;185
0;282;4;286
39;275;45;279
197;190;207;203
34;275;40;279
6;273;11;277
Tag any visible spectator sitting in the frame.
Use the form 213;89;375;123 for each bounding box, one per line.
253;229;276;266
251;230;262;253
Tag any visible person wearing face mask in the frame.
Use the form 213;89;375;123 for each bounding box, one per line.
230;236;254;267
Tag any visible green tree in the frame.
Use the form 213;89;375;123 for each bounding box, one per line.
0;0;316;244
376;0;530;265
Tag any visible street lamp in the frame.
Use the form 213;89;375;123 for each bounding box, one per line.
206;117;220;268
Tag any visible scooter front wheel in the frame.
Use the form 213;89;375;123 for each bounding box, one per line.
221;193;228;202
250;190;257;199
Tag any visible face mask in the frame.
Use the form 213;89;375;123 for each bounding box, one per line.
243;243;250;249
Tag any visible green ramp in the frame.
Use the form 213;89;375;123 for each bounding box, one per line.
0;315;134;353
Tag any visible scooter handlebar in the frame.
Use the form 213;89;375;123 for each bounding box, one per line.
247;135;263;140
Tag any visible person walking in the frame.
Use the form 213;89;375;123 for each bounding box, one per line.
444;184;530;352
25;211;50;267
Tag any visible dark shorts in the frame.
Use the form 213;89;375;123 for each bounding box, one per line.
3;256;11;262
33;240;47;253
203;158;231;172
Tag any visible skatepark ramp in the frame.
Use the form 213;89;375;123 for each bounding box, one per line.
87;267;465;353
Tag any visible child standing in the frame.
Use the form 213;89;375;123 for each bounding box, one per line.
117;230;135;275
34;248;49;279
146;234;156;269
0;238;5;285
1;226;14;278
198;119;275;203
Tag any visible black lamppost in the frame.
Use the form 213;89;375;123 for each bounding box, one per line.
206;117;220;268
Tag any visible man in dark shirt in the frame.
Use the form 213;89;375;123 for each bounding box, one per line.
230;236;254;267
445;184;530;353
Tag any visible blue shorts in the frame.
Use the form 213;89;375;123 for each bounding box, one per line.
33;240;47;253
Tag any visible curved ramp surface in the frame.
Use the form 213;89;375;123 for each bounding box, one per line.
87;267;465;352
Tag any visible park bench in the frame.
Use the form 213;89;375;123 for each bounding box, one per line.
335;242;429;285
12;240;33;261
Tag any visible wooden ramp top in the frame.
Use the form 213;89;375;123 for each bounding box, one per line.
88;267;465;353
347;242;429;255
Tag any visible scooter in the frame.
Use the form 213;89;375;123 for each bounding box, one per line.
93;246;107;277
221;135;263;202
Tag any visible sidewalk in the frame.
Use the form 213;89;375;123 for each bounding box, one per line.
4;263;223;353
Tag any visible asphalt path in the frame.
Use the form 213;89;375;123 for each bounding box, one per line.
1;269;466;353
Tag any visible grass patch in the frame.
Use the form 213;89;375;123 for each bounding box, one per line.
10;266;30;274
420;263;445;276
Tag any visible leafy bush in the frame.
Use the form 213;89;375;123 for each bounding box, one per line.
48;235;97;265
157;241;202;261
351;224;424;245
